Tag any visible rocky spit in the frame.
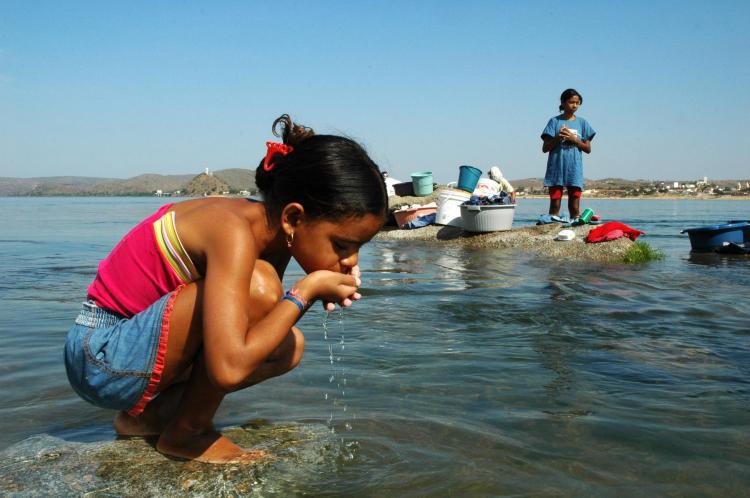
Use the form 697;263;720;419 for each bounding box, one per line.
381;193;634;263
375;223;633;263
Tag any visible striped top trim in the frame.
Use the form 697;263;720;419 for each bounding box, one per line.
153;211;200;283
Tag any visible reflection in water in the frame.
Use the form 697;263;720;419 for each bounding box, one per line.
533;267;588;420
687;251;750;268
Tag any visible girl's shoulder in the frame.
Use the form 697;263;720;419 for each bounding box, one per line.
176;198;263;251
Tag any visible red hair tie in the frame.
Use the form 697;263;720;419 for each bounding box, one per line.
263;141;294;171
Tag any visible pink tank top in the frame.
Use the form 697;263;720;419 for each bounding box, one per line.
87;204;201;317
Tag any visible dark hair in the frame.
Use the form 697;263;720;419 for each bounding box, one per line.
255;114;388;223
559;88;583;111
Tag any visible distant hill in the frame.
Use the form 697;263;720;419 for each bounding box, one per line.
0;169;258;196
212;168;256;190
183;173;230;196
509;177;651;191
1;171;745;197
85;174;195;196
0;176;121;196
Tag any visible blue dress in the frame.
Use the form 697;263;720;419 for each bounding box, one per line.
541;115;596;189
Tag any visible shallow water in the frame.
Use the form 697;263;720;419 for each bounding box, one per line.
1;197;749;496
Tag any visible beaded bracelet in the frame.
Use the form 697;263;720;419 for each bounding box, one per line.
282;287;308;313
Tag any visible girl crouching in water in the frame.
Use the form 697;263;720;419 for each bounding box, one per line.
64;115;387;464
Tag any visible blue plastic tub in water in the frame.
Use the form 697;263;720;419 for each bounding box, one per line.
681;221;749;252
727;220;750;244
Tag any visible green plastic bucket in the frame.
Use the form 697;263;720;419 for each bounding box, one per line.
411;171;434;196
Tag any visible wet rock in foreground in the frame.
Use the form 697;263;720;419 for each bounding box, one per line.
375;223;634;263
0;421;350;497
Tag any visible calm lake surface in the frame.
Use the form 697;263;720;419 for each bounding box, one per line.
1;197;749;496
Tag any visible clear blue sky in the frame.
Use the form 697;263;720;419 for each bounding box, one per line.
1;1;748;182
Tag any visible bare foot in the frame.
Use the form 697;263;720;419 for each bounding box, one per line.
157;427;267;464
114;384;187;437
114;410;164;437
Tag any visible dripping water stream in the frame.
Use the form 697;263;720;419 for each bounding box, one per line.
323;309;357;460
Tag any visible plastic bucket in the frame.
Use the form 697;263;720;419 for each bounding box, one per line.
411;171;434;196
457;165;482;193
436;189;472;227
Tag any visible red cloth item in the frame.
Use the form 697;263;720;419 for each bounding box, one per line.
586;221;645;243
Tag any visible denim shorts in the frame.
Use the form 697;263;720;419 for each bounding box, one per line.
64;289;181;416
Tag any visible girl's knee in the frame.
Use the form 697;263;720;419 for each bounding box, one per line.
271;327;305;372
248;260;283;320
289;327;305;368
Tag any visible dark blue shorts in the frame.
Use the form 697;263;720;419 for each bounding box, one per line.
64;289;180;416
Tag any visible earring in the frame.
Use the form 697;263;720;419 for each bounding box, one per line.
286;232;294;248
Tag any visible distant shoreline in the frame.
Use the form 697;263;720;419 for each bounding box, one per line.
2;193;749;201
520;194;750;201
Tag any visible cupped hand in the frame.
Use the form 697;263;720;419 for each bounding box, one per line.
297;268;360;312
322;265;362;312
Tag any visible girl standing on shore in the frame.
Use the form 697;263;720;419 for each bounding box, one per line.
64;114;387;464
541;88;596;219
